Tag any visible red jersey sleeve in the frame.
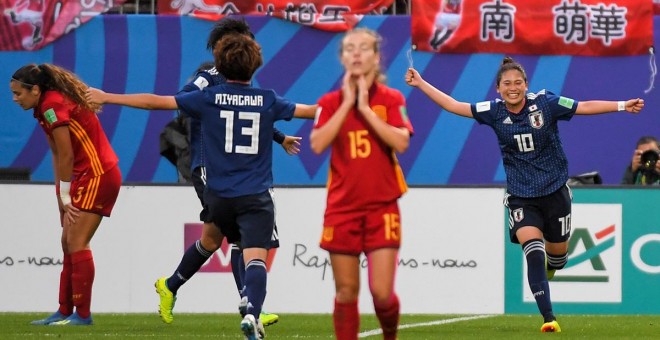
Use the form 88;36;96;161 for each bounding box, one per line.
384;87;414;135
39;91;76;132
314;91;341;129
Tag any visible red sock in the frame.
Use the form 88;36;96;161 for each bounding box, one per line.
58;254;73;315
374;294;400;340
71;250;95;319
334;299;359;340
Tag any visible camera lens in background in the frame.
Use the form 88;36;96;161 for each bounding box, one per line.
640;149;660;171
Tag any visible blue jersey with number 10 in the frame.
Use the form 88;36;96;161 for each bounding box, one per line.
175;82;295;197
471;90;578;198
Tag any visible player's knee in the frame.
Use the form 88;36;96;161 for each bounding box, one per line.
547;252;568;270
335;285;360;303
199;234;222;251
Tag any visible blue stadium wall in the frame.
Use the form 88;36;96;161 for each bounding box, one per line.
1;15;659;185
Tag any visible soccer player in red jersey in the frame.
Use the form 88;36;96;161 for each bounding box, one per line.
10;63;121;326
310;28;414;340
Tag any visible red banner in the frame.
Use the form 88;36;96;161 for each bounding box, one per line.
156;0;394;31
412;0;654;56
0;0;125;51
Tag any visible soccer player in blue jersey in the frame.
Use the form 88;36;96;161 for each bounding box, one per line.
157;18;311;327
88;32;308;340
406;57;644;333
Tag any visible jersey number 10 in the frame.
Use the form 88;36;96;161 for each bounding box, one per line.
513;133;535;152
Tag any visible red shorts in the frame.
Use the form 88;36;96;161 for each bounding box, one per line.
71;166;122;217
320;200;402;255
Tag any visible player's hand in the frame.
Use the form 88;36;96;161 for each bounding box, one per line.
625;98;644;114
356;75;370;112
341;72;356;105
86;87;107;105
62;203;80;226
631;149;642;172
406;68;422;87
281;136;302;155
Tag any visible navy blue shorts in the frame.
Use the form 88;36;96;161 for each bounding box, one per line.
504;185;572;244
204;189;277;249
191;166;211;222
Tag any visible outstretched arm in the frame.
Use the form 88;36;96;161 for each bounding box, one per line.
406;68;473;118
294;103;318;119
576;98;644;115
87;88;178;111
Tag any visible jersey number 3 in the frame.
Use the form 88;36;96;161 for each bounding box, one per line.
513;133;535;152
220;110;260;154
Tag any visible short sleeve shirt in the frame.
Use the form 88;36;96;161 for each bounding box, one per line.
471;90;577;197
314;82;414;215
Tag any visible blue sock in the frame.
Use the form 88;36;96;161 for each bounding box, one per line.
522;239;555;322
167;240;213;294
243;259;267;317
238;252;246;295
230;245;243;296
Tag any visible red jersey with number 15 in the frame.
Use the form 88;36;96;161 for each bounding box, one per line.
34;91;118;178
314;82;414;215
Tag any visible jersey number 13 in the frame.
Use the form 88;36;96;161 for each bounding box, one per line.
220;110;260;154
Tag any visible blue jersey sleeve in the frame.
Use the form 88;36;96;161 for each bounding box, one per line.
545;91;577;121
180;72;214;94
175;91;205;120
271;93;296;121
471;100;498;126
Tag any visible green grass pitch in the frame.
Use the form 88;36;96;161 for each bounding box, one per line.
0;313;657;339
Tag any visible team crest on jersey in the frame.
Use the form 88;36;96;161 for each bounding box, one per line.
513;208;524;222
373;105;387;121
529;111;544;129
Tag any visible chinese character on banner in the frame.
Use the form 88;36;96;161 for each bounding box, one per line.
157;0;395;31
0;0;126;51
412;0;653;56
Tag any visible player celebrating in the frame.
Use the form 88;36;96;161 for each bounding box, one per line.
406;57;643;332
154;17;312;327
88;32;309;340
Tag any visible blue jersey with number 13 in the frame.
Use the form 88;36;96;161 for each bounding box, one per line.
175;82;295;197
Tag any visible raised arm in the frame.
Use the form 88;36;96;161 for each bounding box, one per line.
575;98;644;115
86;88;178;111
406;68;473;118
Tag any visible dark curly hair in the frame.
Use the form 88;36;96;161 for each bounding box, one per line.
206;17;254;51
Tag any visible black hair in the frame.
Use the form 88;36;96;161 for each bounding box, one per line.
206;17;254;51
496;56;528;86
636;136;660;148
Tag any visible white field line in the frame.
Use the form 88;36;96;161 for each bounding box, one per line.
358;314;496;338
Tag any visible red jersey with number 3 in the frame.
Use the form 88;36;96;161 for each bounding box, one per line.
34;90;118;178
314;82;414;216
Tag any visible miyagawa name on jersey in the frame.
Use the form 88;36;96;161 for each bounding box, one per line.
215;93;264;106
